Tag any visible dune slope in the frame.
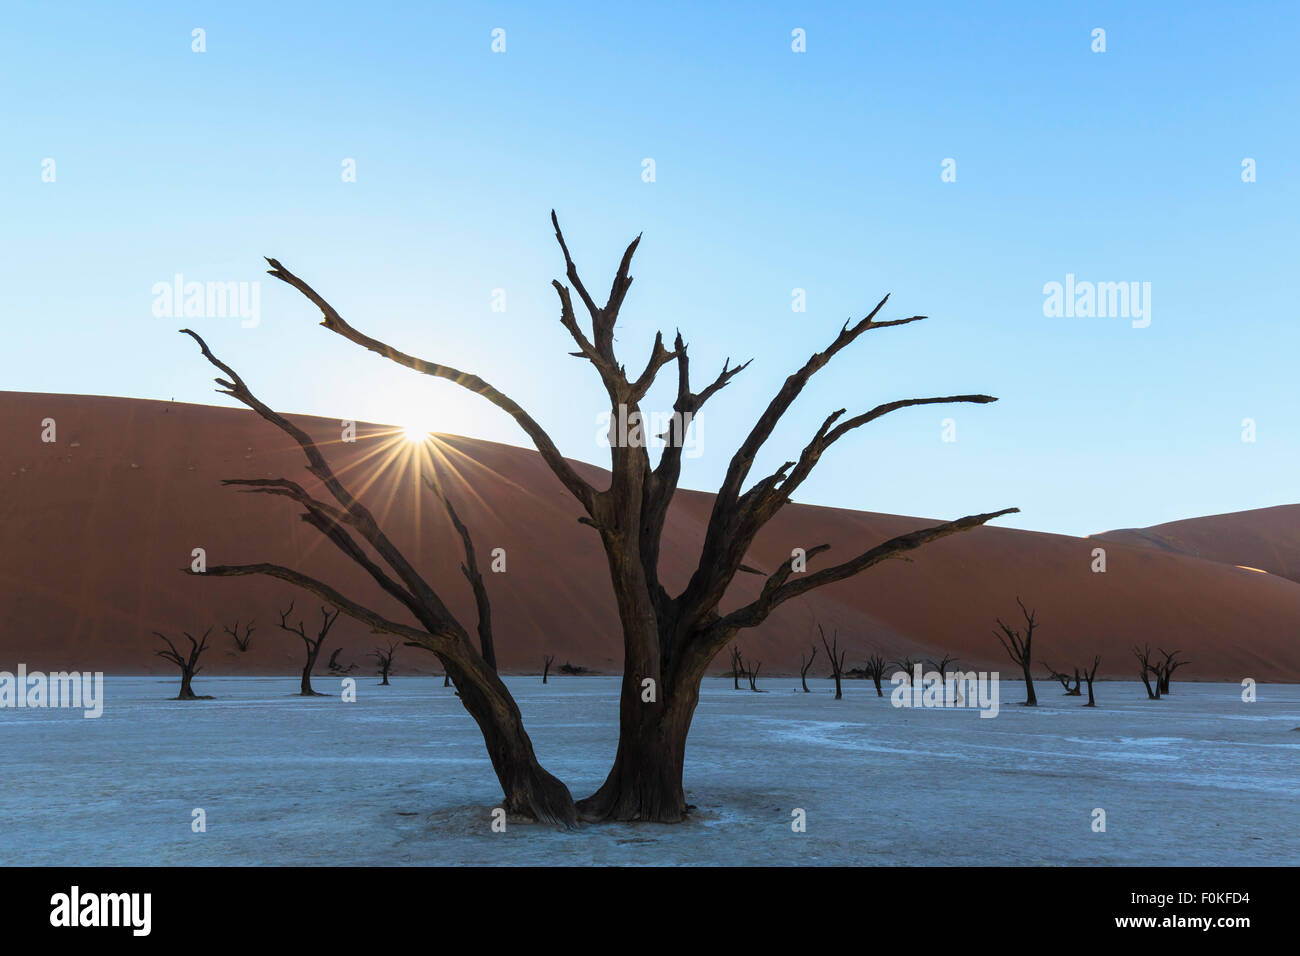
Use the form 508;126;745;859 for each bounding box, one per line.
1;392;1297;681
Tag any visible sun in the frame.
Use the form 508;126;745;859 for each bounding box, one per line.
401;421;434;444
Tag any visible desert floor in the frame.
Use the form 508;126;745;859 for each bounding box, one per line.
3;675;1296;865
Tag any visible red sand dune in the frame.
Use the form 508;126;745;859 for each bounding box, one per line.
2;391;1297;681
1096;505;1300;585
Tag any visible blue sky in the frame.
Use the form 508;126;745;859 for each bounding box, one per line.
3;1;1297;536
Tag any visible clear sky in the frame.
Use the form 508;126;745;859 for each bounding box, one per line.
3;1;1297;537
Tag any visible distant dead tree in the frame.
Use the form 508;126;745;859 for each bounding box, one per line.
372;642;398;685
818;624;847;700
1043;661;1081;696
1157;648;1189;694
543;654;555;684
1133;644;1161;700
862;654;888;697
746;659;762;691
277;601;340;697
180;217;1015;823
443;672;451;687
730;645;744;691
223;619;254;653
926;652;958;684
1081;655;1101;706
993;597;1039;706
154;629;213;700
890;655;919;682
799;645;818;693
327;647;357;675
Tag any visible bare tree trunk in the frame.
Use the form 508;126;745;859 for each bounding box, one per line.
994;597;1038;706
302;644;321;695
1134;645;1161;700
799;644;817;693
577;662;696;823
1082;655;1100;706
542;654;554;684
819;624;846;701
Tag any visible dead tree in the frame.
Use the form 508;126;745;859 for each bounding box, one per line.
926;652;958;684
862;654;888;697
154;629;213;700
994;597;1039;706
223;619;254;652
1043;661;1081;695
1133;644;1161;700
372;642;397;685
730;645;744;690
180;219;1014;823
543;654;555;684
799;645;818;693
1157;648;1189;694
819;624;847;700
890;655;919;684
327;647;357;675
1081;655;1100;706
276;602;340;697
746;659;762;691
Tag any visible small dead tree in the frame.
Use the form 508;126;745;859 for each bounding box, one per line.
1081;655;1101;707
862;654;887;697
746;659;762;691
223;619;254;652
1157;648;1189;694
799;645;818;693
1133;644;1161;700
372;642;397;685
730;645;744;691
926;652;958;684
890;655;919;683
818;624;847;700
154;629;213;700
1043;661;1081;696
993;597;1038;706
543;654;555;684
277;601;341;696
327;647;357;675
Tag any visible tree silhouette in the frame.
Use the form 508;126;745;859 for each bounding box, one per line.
223;619;254;653
799;644;818;693
276;602;340;697
1081;655;1101;706
372;641;397;685
154;629;213;700
1134;644;1162;700
1157;648;1189;694
862;654;888;697
819;624;847;700
994;597;1039;706
180;216;1014;823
